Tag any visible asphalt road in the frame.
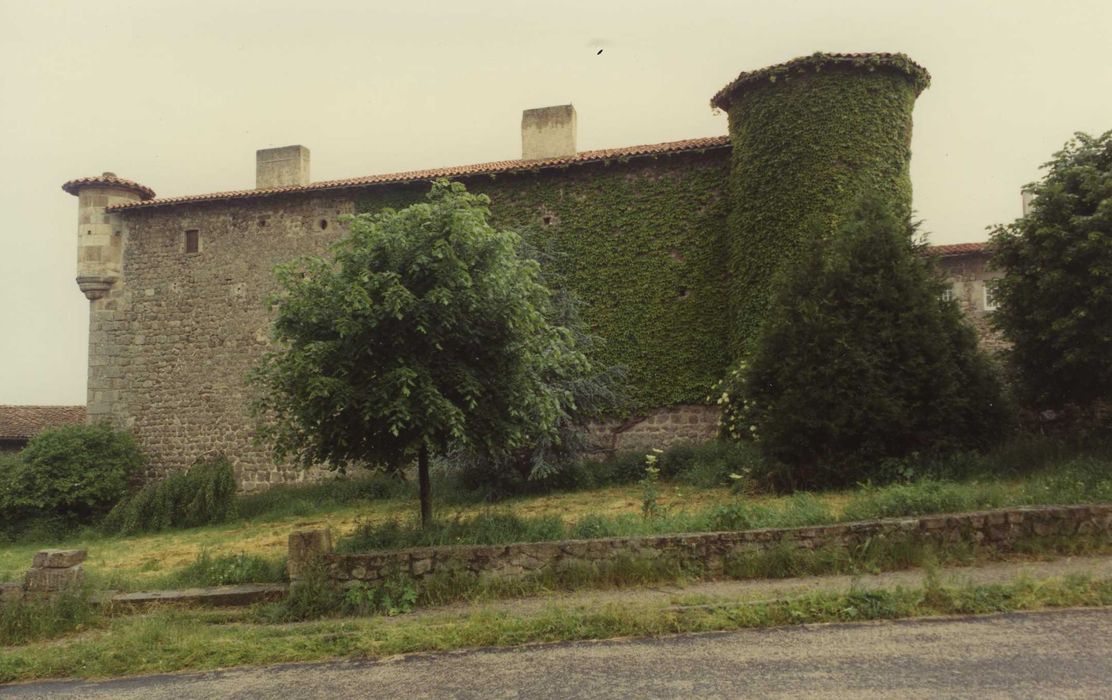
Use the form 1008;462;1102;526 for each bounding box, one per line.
4;608;1111;699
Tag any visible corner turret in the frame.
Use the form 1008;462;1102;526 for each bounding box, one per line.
61;172;155;300
712;52;930;352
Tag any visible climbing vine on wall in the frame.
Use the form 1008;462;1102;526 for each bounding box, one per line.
719;62;927;354
356;151;733;414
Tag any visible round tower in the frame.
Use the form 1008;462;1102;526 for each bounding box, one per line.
711;52;930;353
61;172;155;300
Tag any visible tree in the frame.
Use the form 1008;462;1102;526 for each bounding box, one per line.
990;130;1112;413
251;180;590;525
449;237;627;498
719;195;1011;488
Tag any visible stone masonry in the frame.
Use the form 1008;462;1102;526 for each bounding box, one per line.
299;504;1112;586
1;549;87;604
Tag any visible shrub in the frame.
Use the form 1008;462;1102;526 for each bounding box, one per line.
990;130;1112;414
103;455;237;534
0;424;143;529
718;195;1014;488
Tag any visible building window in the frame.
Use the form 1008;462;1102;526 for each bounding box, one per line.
184;229;200;254
983;279;1000;311
940;288;955;303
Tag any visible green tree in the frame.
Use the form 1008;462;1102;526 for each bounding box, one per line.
250;180;590;525
720;195;1011;488
449;237;627;498
990;130;1112;413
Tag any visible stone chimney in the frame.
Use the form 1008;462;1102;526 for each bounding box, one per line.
256;145;310;189
1021;187;1035;217
521;105;576;160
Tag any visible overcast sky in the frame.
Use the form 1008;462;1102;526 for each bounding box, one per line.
1;0;1109;406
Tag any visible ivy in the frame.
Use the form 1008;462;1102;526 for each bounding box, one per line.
347;54;929;412
720;63;925;353
356;152;733;414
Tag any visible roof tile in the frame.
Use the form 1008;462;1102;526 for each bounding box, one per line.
711;52;931;109
106;136;731;211
0;406;86;440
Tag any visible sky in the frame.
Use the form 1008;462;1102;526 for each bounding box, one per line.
1;0;1109;406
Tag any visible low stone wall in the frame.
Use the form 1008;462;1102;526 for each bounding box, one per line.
294;504;1112;586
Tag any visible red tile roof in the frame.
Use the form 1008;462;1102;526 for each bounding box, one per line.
711;52;931;109
0;406;86;440
924;242;990;257
62;172;156;200
106;136;732;211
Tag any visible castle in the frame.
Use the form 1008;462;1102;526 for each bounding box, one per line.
61;52;997;491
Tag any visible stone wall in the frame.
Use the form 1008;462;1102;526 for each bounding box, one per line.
933;250;1008;352
313;504;1112;584
106;156;732;491
99;193;355;490
586;405;719;453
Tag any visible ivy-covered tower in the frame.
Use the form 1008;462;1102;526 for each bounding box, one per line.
711;52;931;353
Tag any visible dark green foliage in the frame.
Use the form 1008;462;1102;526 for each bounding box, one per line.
445;237;627;498
0;424;143;529
727;196;1013;487
103;455;237;534
990;130;1112;412
253;180;592;525
169;551;288;587
235;472;411;520
720;58;927;353
356;153;735;413
451;440;766;499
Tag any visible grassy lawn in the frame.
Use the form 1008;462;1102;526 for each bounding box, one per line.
0;483;745;590
1;573;1109;683
1;437;1109;591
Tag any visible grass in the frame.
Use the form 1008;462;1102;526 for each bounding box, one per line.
1;573;1109;683
1;437;1109;592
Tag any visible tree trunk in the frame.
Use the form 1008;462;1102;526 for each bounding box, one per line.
418;444;432;528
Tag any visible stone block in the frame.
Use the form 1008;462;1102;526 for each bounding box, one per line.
32;549;87;569
24;564;84;592
287;528;333;580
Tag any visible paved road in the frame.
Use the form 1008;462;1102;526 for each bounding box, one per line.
4;608;1111;699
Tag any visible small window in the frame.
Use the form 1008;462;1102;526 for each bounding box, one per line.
184;229;200;254
940;288;955;303
983;280;1000;311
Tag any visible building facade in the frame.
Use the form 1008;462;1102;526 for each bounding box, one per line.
62;52;962;490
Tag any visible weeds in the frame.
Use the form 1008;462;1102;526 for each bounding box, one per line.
3;575;1110;683
167;551;288;588
0;588;100;646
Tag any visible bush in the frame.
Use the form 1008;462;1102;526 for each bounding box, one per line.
990;130;1112;413
103;455;237;534
0;424;143;530
719;195;1014;488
